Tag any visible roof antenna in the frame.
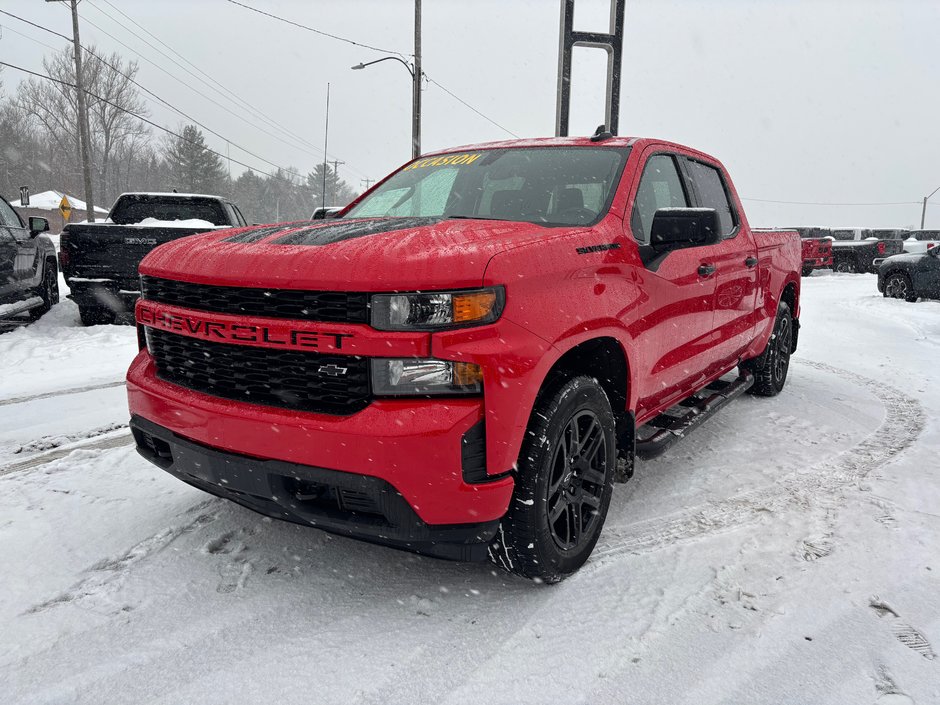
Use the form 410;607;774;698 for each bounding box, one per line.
590;124;614;142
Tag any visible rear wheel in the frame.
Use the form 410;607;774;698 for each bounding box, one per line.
884;272;917;302
801;266;813;277
79;305;116;326
28;260;59;321
742;301;792;397
489;376;615;582
835;259;856;273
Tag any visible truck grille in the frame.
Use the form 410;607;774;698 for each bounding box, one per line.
148;329;370;415
140;276;369;323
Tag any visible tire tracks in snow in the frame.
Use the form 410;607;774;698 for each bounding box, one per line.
592;360;926;565
0;380;125;407
0;431;133;478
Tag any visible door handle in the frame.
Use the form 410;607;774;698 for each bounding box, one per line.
745;256;758;268
698;263;717;277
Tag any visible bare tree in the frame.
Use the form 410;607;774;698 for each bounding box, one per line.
15;45;149;203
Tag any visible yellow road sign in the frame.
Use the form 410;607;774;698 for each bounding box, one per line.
59;195;71;221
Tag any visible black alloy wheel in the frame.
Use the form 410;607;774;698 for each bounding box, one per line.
884;272;916;302
545;410;608;551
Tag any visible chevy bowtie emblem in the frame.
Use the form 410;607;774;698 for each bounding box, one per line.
318;363;348;377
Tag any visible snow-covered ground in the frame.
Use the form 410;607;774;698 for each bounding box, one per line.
1;273;938;705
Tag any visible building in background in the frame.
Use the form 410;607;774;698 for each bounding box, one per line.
10;190;109;234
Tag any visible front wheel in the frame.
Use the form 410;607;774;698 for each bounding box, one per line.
742;301;792;397
801;266;813;277
884;272;917;302
489;376;616;583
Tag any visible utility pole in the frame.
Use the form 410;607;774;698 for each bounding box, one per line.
329;160;345;206
361;178;375;191
922;185;940;229
47;0;96;221
413;0;422;159
321;82;330;209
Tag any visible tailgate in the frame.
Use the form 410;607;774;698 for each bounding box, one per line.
61;225;216;286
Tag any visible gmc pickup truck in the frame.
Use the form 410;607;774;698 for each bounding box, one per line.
60;193;248;325
127;136;802;582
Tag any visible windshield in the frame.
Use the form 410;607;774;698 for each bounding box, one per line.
345;147;629;227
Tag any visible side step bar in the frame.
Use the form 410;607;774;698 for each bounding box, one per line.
0;296;43;321
636;373;754;460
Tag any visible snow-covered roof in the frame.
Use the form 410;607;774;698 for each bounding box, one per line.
116;192;227;200
10;190;109;214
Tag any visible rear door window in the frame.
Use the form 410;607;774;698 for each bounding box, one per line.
685;160;737;238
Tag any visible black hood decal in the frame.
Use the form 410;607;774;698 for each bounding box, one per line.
270;217;445;246
224;223;305;244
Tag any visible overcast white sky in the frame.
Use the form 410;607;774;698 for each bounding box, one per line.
2;0;939;228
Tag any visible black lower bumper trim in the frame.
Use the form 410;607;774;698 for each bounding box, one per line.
130;416;499;561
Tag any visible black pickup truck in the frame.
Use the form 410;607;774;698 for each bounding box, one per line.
827;228;904;273
0;195;58;324
60;193;247;325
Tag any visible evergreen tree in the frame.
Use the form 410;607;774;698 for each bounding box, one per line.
162;124;227;194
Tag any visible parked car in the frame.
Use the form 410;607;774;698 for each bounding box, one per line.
877;247;940;301
59;193;248;325
826;227;904;273
127;135;802;582
0;194;58;323
311;206;343;220
800;237;833;276
900;230;940;255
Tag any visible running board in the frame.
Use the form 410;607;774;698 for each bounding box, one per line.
0;296;43;321
635;373;754;460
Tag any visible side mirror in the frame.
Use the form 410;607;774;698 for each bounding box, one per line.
29;216;49;237
650;208;721;252
928;246;939;258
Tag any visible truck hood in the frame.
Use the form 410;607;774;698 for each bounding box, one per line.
139;217;553;290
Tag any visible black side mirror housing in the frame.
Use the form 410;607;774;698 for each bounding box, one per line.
29;216;50;237
650;208;721;252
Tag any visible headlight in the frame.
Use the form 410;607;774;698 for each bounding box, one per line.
370;287;504;331
371;358;483;396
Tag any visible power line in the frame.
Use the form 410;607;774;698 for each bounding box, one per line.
424;75;520;138
0;60;296;182
91;0;366;177
225;0;410;59
0;8;298;177
741;197;934;207
222;1;521;141
0;20;62;52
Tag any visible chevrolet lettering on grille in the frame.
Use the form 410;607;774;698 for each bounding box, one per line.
137;303;353;352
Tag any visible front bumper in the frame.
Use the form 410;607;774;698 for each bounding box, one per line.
130;415;499;561
127;351;515;531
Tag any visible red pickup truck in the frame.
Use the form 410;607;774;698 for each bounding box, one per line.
800;237;833;276
127;136;801;582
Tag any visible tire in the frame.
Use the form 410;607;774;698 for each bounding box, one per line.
28;259;59;321
801;266;813;277
834;260;856;273
79;305;116;326
489;376;616;583
883;272;917;302
742;301;792;397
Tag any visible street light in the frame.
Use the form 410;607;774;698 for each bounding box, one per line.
352;56;422;159
922;185;940;229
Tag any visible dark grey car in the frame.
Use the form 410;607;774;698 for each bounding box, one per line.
0;195;59;322
877;248;940;302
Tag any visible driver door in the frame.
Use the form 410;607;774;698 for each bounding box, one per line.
625;151;725;421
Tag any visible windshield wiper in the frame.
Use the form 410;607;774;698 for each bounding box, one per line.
444;215;505;222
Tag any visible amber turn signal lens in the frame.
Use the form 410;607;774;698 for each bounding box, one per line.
453;361;484;387
453;291;498;323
